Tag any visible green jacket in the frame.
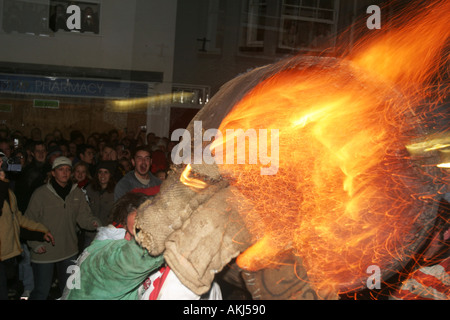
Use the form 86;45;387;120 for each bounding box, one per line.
64;238;164;300
25;181;101;263
0;189;49;261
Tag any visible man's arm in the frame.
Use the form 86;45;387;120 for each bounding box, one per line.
75;188;102;230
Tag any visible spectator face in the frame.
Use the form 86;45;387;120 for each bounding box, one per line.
33;144;47;163
101;146;116;161
87;137;98;149
97;168;111;187
69;142;77;156
52;165;72;186
156;171;166;180
80;148;95;164
60;144;69;157
132;150;151;178
146;133;155;145
120;148;131;160
119;159;132;173
0;142;11;158
98;141;106;152
74;165;87;182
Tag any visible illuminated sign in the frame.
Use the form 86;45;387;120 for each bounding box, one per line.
33;99;60;109
0;74;149;99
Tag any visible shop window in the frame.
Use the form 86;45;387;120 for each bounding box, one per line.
279;0;338;51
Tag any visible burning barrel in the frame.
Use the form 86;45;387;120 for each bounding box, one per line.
135;1;448;299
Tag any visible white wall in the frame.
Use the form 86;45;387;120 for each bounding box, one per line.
0;0;176;73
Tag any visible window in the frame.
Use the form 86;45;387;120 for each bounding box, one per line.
49;0;100;34
196;0;225;53
2;0;50;35
1;0;101;35
241;0;267;49
172;84;210;106
279;0;339;51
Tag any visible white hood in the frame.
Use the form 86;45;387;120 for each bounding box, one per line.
94;225;126;241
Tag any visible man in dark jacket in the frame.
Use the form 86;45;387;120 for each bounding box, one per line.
14;141;48;213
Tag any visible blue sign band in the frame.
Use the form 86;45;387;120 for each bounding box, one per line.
0;73;149;99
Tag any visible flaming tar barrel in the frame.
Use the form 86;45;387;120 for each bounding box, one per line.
134;54;444;299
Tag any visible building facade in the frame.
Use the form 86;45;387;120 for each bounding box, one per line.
0;0;395;140
0;0;177;139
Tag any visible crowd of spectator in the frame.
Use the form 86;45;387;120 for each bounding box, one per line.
0;125;172;188
0;124;173;299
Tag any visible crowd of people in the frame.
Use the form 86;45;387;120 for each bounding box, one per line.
0;125;223;300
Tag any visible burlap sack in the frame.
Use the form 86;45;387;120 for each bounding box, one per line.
135;166;229;256
164;187;252;295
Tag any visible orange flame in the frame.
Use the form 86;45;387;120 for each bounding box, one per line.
350;1;449;94
215;0;449;293
180;164;208;190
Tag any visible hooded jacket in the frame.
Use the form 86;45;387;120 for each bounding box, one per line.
25;180;101;263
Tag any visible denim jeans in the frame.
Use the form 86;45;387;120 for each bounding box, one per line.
29;255;77;300
18;244;34;292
